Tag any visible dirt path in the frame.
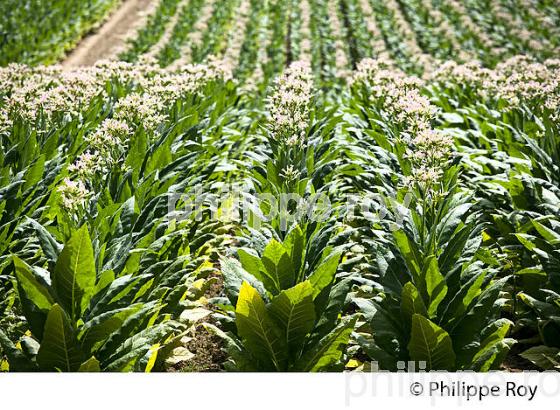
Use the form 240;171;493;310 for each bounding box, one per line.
63;0;156;68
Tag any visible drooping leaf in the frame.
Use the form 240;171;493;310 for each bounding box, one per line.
13;255;53;311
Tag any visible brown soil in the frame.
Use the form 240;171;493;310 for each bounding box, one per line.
62;0;156;67
168;270;227;372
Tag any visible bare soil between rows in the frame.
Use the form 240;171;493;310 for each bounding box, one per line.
63;0;155;67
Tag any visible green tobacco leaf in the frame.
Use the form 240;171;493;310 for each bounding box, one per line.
311;277;353;343
296;316;357;372
221;257;267;306
78;356;101;372
532;220;560;245
401;282;427;328
393;230;421;279
102;324;176;372
284;225;305;280
438;222;478;274
308;251;341;299
236;282;288;371
21;217;62;262
53;225;96;320
520;346;560;370
269;281;315;355
0;329;36;371
79;304;144;353
262;239;295;292
37;304;84;372
13;256;53;311
408;314;455;371
470;319;514;371
237;248;277;293
22;154;45;192
435;202;472;246
423;256;447;317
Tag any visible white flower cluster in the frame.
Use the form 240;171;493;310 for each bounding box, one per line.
2;65;105;123
429;60;493;97
492;56;560;109
0;60;232;216
351;59;435;132
351;58;451;188
62;118;131;210
430;56;560;116
0;59;232;136
57;178;91;214
267;61;314;146
114;93;167;132
0;107;11;134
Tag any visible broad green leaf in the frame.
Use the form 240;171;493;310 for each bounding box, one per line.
311;277;353;343
13;256;53;311
470;319;514;371
401;282;427;327
393;230;421;279
53;225;96;320
237;248;277;293
435;202;472;246
269;281;315;355
102;324;175;372
422;256;447;317
284;225;305;280
79;304;143;353
296;316;357;372
220;257;267;306
408;314;455;371
21;217;62;262
78;356;101;372
520;346;560;370
37;304;84;372
236;282;287;371
22;154;45;192
308;251;341;299
262;239;295;292
532;220;560;245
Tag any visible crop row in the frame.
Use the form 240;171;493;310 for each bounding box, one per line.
0;0;122;66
